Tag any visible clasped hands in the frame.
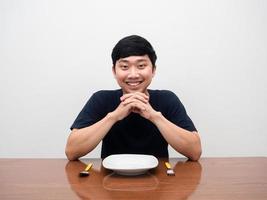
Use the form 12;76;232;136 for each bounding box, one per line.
112;92;158;121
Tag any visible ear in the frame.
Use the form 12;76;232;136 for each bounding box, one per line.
112;66;116;77
152;66;156;77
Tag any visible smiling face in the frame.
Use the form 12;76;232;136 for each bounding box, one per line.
113;55;156;94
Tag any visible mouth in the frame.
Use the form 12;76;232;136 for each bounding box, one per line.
125;81;143;87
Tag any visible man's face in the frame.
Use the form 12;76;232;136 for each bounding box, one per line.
113;55;156;94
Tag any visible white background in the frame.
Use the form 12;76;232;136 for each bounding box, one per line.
1;0;266;158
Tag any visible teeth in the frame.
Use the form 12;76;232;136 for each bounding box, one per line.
127;82;141;86
128;83;139;86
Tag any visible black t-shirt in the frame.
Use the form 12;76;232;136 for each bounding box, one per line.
71;89;197;158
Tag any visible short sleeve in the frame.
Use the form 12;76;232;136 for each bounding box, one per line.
70;92;104;130
163;91;197;132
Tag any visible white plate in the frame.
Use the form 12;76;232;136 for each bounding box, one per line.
102;154;159;176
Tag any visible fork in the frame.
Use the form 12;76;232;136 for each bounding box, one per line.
165;162;175;176
79;163;93;177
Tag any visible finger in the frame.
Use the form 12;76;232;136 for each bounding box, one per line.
131;107;140;113
121;93;149;104
130;101;147;111
133;91;149;98
122;97;146;106
120;92;149;101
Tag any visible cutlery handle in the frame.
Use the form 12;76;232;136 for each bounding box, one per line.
85;163;93;171
165;162;172;169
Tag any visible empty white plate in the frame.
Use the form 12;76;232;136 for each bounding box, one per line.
102;154;159;176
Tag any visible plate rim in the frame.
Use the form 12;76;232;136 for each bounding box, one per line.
102;154;159;172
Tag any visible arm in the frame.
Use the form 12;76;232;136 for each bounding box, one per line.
150;112;202;161
121;92;202;161
65;94;149;161
65;113;116;161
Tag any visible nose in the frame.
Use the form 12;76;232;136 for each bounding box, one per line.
128;67;139;78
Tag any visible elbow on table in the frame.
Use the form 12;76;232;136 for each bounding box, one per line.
188;133;202;161
189;148;202;161
65;147;79;161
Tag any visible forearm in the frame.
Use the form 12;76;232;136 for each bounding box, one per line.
150;112;202;161
65;113;117;161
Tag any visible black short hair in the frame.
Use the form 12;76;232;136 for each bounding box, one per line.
111;35;157;67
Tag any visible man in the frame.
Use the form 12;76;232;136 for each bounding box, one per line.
65;35;202;161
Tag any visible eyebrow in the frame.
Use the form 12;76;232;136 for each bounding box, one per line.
118;58;148;63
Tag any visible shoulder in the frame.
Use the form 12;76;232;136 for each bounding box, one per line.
91;89;122;99
88;89;121;112
149;89;179;101
149;89;184;112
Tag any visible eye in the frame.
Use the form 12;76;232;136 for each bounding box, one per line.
120;65;129;70
138;63;146;69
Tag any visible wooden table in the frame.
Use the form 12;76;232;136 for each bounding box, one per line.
0;157;266;199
